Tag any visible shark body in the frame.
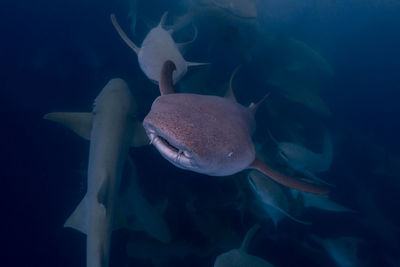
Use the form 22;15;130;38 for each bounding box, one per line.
269;129;333;185
248;170;310;225
44;78;156;267
111;12;206;84
143;60;329;195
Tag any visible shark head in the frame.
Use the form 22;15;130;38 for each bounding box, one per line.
143;60;256;176
143;93;256;176
92;78;137;117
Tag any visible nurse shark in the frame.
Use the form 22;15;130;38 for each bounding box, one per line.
111;12;207;84
44;79;169;267
143;60;330;195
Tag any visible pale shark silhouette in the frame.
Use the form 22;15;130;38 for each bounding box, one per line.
44;78;169;267
214;224;274;267
248;170;311;225
111;12;207;84
269;129;334;186
143;60;330;195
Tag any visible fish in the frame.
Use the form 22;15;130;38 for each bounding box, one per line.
111;12;207;84
44;78;150;267
248;170;311;225
268;129;334;186
143;60;330;195
214;224;274;267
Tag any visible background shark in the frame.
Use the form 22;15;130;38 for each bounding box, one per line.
268;129;334;185
44;78;149;267
111;11;207;84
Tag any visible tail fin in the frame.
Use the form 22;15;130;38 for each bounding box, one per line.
248;158;330;195
110;14;140;54
159;60;176;95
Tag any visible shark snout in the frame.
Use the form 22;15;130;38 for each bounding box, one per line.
144;126;198;171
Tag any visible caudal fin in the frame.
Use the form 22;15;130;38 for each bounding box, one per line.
248;158;330;195
110;14;140;54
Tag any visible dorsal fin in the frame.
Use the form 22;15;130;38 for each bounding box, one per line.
158;11;169;28
240;224;260;252
159;60;176;95
248;158;330;195
249;92;270;114
110;14;140;54
225;65;241;102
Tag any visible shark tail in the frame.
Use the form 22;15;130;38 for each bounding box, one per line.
110;14;140;54
248;158;330;195
160;60;177;95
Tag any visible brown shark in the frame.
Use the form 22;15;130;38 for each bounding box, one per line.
143;60;329;195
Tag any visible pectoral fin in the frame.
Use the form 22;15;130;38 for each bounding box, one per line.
248;158;330;195
187;62;211;67
44;112;93;140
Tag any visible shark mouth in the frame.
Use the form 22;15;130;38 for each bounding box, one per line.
146;129;196;171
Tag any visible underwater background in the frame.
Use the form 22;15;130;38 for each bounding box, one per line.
1;0;400;266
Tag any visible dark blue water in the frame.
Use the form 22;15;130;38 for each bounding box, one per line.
2;0;400;266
